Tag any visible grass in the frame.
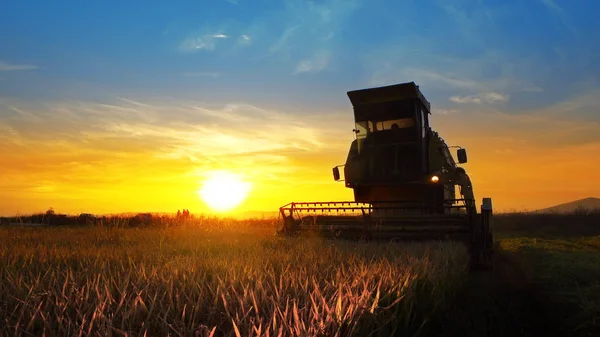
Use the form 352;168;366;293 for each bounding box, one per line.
498;236;600;336
494;210;600;337
0;219;469;337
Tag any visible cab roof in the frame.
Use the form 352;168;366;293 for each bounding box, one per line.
346;82;431;113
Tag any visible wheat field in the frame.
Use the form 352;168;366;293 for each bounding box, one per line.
0;218;469;336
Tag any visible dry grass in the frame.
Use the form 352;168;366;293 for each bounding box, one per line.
0;218;469;337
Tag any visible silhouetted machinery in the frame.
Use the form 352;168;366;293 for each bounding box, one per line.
278;82;493;270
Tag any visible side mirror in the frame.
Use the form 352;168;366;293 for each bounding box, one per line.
333;167;340;181
457;148;468;164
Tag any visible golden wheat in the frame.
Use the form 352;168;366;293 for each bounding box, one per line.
0;219;468;336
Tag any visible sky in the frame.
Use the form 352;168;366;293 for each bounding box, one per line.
1;0;599;216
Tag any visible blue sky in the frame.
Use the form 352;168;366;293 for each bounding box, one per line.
1;0;599;214
2;0;599;109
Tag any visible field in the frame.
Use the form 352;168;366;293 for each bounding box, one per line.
0;218;469;337
0;211;599;336
494;212;600;337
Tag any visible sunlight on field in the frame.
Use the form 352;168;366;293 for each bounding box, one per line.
0;219;468;336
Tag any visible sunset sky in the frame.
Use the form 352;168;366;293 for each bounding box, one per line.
1;0;599;216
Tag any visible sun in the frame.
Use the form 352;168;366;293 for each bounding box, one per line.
198;170;252;212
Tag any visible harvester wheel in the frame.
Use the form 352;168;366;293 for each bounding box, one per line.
470;199;494;271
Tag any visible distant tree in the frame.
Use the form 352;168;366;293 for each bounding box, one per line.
46;207;55;216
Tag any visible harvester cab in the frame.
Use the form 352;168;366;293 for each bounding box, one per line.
278;82;494;270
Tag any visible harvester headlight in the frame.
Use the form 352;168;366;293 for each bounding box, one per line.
431;175;440;183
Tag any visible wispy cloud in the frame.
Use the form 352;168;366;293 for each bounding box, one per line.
268;25;301;55
178;31;230;52
437;2;495;47
364;0;579;105
436;108;459;115
367;53;526;95
0;60;38;71
529;88;600;122
178;23;254;54
365;45;567;116
400;68;481;90
0;99;42;122
264;0;361;70
540;0;561;12
540;0;578;35
176;0;360;68
449;96;482;104
183;72;222;78
523;86;544;93
0;97;352;180
437;89;600;150
293;50;331;74
179;36;214;52
449;92;510;104
237;34;252;46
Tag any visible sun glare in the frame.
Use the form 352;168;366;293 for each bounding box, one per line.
198;170;252;212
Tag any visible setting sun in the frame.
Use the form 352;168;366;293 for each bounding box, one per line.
198;170;252;212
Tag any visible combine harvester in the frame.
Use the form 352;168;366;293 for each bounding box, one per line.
278;82;493;270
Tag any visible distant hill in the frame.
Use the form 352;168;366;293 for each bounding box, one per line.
533;197;600;214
